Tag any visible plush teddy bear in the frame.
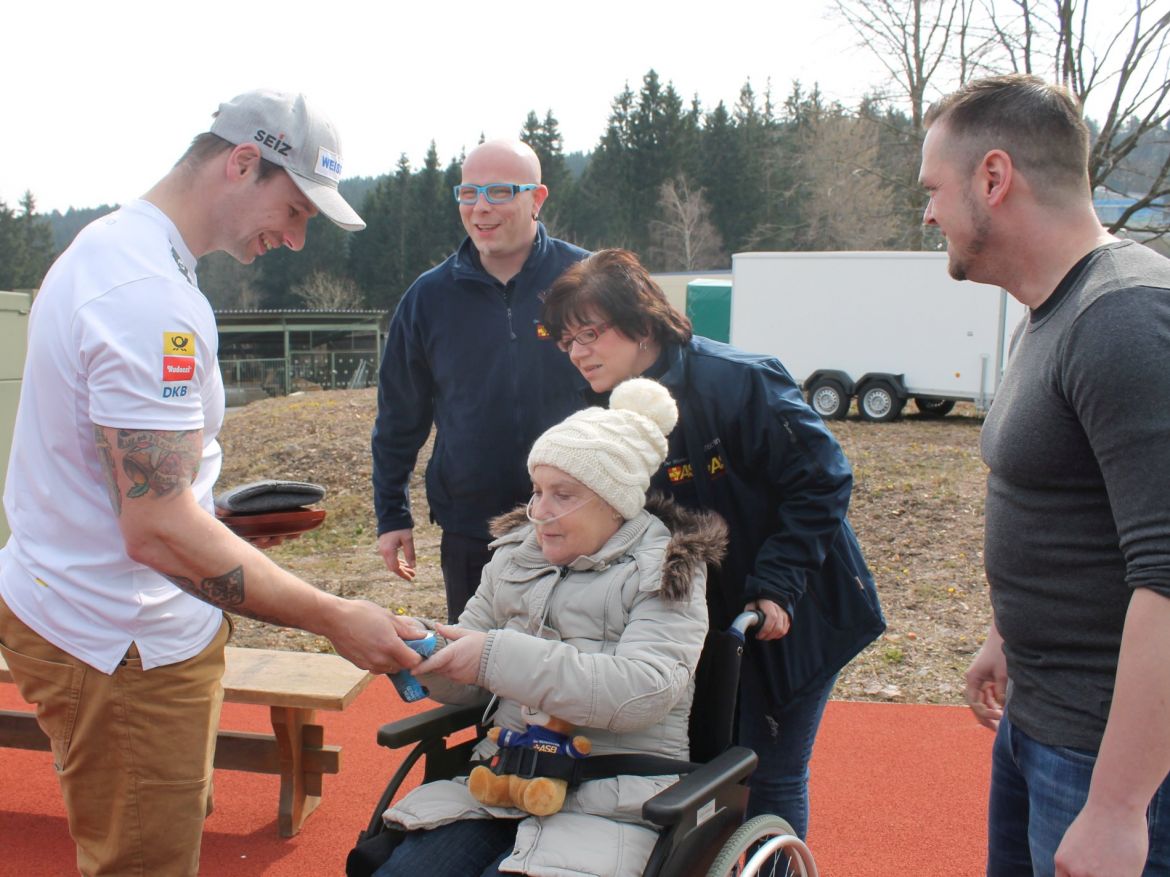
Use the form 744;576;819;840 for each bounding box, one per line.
468;715;592;816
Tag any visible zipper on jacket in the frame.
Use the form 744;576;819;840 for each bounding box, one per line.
535;567;571;635
499;282;517;341
500;281;522;449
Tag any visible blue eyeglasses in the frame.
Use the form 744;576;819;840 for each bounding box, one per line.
453;183;539;205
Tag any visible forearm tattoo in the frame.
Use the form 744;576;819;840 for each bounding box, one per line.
164;566;244;605
163;567;280;624
115;429;200;499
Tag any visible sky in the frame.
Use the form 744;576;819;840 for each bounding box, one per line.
4;0;900;214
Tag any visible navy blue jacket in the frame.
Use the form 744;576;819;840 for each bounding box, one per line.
640;337;886;707
372;225;589;539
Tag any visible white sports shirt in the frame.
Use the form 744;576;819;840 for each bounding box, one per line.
0;200;225;673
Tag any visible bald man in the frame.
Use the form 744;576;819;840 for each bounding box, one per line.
372;140;589;620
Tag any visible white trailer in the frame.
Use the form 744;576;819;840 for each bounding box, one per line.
729;251;1027;421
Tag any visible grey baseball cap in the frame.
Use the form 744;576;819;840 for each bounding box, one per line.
210;89;365;231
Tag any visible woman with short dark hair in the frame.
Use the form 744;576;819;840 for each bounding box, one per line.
542;247;885;840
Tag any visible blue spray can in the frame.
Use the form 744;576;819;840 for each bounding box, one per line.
389;633;436;702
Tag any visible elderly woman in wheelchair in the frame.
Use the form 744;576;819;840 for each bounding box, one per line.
366;379;728;877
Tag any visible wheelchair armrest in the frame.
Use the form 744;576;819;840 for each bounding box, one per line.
641;745;758;827
375;698;490;749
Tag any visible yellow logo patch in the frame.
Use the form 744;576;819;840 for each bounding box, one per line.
164;332;195;356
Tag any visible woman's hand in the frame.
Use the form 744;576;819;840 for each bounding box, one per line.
416;624;488;685
746;598;791;640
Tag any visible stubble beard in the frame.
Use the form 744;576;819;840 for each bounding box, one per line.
948;194;993;282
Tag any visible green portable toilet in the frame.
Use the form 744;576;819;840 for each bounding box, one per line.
0;291;31;543
685;278;732;343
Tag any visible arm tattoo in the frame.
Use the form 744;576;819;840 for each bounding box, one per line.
93;426;122;516
164;567;244;606
116;429;200;499
163;567;281;624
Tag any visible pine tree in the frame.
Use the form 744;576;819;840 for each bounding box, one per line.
570;82;638;248
407;142;456;280
0;200;26;290
444;153;467;244
520;110;573;233
696;101;745;254
349;155;413;310
0;193;55;292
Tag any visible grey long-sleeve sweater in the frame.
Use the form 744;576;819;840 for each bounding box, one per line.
982;239;1170;750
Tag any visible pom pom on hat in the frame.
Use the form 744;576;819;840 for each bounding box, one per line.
610;378;679;436
528;378;678;520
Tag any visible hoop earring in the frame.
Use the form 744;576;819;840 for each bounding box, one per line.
638;340;647;351
532;211;540;221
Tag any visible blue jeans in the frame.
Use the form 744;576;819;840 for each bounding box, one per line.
737;665;837;840
989;715;1170;876
373;818;519;877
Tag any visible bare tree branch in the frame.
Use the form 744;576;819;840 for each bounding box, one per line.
648;177;727;270
834;0;1170;236
291;272;364;310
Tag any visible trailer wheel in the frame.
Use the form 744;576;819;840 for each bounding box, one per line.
914;398;956;418
808;378;849;420
858;381;904;422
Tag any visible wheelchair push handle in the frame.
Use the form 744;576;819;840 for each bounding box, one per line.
728;609;767;642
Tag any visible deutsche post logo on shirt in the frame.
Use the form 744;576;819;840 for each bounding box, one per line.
164;332;195;356
163;332;195;383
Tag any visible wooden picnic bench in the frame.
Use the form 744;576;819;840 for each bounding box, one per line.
0;645;374;837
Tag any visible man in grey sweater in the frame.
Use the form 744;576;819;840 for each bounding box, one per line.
921;74;1170;877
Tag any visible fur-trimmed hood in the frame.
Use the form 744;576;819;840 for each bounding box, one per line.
488;491;728;601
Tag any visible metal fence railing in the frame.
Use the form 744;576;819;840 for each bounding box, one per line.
219;351;378;406
288;351;378;391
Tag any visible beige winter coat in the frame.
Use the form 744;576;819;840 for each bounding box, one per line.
384;495;727;876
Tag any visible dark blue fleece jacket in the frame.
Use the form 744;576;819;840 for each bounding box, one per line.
372;225;588;540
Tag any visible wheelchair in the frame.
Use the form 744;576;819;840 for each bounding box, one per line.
346;612;819;877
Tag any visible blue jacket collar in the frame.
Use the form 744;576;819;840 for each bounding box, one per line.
451;222;551;284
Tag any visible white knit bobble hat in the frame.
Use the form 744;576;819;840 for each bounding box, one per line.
527;378;679;520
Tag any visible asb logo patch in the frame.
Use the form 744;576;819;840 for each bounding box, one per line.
163;356;195;382
164;332;195;355
665;447;728;485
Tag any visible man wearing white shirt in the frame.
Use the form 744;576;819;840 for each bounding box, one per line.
0;90;422;877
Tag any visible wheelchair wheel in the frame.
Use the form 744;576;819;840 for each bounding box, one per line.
704;815;819;877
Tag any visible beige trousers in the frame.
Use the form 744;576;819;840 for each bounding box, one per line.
0;595;229;876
